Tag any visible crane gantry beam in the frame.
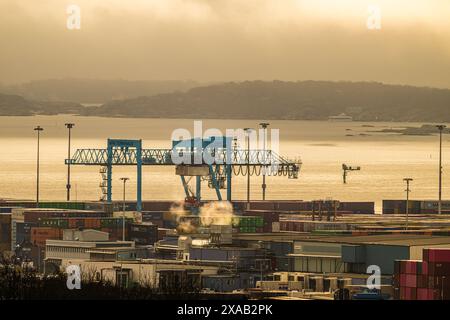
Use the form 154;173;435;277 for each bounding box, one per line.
68;148;299;169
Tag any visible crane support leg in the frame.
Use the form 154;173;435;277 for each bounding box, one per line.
226;164;232;201
209;165;222;201
107;165;112;203
136;140;142;212
196;176;201;202
107;139;113;203
180;176;190;198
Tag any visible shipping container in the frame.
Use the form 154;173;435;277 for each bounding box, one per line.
12;221;37;251
427;249;450;263
142;218;164;228
338;202;375;214
30;227;63;247
130;223;158;245
0;207;20;213
0;213;12;251
18;209;108;224
383;200;422;215
421;201;450;213
395;248;450;300
84;201;114;214
38;202;86;210
142;201;177;211
157;228;169;240
417;288;428;300
141;211;165;221
0;201;36;209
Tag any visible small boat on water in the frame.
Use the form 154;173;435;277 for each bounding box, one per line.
328;113;353;121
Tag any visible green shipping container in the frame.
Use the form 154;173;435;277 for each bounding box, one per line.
255;217;263;227
38;202;85;210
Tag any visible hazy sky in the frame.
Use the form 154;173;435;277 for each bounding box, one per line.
1;0;450;87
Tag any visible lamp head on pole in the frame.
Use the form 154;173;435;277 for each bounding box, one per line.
436;125;446;131
34;126;44;132
65;123;75;129
120;177;129;182
259;122;270;129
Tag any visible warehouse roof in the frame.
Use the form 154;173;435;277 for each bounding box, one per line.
310;234;450;246
233;233;450;247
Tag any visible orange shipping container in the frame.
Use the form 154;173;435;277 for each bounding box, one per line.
31;227;62;247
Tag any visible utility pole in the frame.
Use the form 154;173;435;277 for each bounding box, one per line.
65;123;75;201
404;178;413;230
244;128;253;209
259;122;270;200
120;177;129;241
34;126;44;207
437;125;446;215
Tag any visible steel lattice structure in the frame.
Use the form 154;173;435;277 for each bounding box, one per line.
66;138;302;211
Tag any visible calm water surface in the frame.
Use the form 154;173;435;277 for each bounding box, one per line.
0;115;449;213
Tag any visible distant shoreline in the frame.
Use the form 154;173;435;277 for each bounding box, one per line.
1;113;449;125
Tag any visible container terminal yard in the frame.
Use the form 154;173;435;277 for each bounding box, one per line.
2;136;450;300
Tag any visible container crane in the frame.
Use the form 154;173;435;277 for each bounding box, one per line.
66;137;302;211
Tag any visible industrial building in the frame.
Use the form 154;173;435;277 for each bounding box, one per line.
44;229;143;271
4;195;450;300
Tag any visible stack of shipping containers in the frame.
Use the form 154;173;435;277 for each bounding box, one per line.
383;200;450;215
233;201;374;214
31;227;63;247
232;216;264;233
129;223;158;245
279;219;348;232
243;210;280;232
11;208;110;250
37;217;133;241
141;211;177;229
150;213;265;234
394;248;450;300
0;211;11;252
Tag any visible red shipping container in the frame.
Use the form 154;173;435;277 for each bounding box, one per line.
422;261;429;275
417;288;429;300
428;249;450;263
405;261;418;274
31;227;62;247
400;274;407;287
400;261;407;274
405;274;417;288
400;287;406;300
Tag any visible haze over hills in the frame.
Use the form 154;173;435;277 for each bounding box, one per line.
0;79;201;103
0;93;82;116
2;80;450;121
81;81;450;122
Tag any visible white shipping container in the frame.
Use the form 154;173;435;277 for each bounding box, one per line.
421;200;450;210
272;222;280;232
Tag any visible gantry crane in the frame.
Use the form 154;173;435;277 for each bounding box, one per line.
65;137;301;211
